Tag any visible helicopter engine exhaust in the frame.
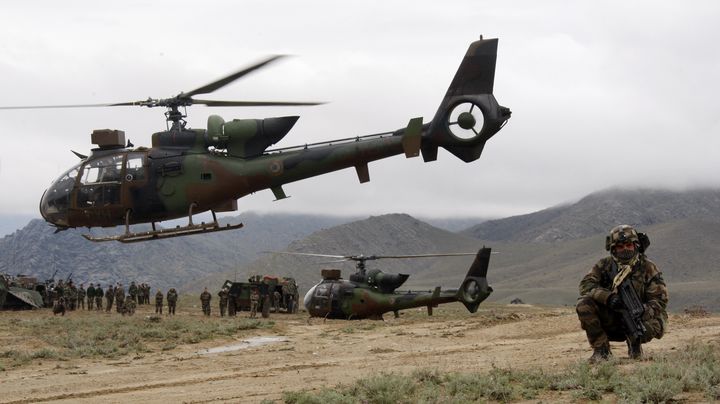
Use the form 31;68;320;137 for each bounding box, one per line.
421;37;511;163
206;115;299;158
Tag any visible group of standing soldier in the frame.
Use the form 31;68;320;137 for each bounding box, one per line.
48;280;182;317
154;288;178;315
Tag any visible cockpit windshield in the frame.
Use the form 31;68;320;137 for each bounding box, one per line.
39;162;83;226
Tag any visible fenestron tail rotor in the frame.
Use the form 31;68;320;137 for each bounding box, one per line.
0;54;323;128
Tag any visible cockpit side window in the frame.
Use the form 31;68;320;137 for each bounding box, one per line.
80;155;124;185
125;153;145;181
77;154;124;207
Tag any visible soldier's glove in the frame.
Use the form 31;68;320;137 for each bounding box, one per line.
607;294;624;311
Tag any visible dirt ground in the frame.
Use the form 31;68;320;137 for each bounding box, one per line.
1;303;719;403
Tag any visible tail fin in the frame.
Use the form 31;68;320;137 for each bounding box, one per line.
422;37;511;162
457;246;493;313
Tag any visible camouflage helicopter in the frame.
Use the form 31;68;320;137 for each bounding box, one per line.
274;247;493;320
2;37;510;243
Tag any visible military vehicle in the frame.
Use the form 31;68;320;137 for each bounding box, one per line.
1;37;510;242
274;247;493;319
0;274;45;310
222;275;299;318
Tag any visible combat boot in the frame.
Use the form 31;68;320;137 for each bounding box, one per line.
588;343;612;363
627;339;643;359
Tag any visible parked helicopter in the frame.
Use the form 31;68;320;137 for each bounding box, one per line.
1;37;510;242
273;247;493;320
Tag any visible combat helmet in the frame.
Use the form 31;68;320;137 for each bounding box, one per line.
605;225;639;251
605;224;650;260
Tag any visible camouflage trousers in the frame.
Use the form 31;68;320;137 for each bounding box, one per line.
168;302;176;315
156;303;163;314
576;296;665;348
95;297;103;310
202;302;211;316
219;300;227;317
87;297;94;310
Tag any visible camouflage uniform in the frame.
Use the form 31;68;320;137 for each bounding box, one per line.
105;285;114;312
87;284;95;310
115;284;125;313
123;298;136;316
155;290;163;314
218;288;229;317
167;288;178;315
249;288;259;318
200;288;212;316
67;283;77;311
576;225;668;361
128;282;138;304
95;286;104;311
78;285;86;310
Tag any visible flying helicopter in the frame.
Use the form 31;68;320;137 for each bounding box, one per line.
1;37;511;243
273;247;493;320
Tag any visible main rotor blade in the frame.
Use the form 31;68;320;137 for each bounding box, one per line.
0;103;128;110
192;99;324;107
182;55;286;98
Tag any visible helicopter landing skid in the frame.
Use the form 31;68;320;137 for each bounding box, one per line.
82;205;244;243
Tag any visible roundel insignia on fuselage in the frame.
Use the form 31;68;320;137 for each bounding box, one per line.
268;160;283;175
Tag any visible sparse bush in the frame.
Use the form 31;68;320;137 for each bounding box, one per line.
284;389;356;404
348;372;416;404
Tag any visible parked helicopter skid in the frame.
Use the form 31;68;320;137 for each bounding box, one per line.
2;37;510;242
273;247;493;320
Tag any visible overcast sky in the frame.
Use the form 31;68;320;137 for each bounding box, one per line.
1;1;718;224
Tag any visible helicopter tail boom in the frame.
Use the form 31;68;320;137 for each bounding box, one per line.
456;247;493;313
421;37;511;163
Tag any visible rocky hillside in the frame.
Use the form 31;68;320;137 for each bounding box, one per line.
183;213;483;293
0;212;355;290
461;188;720;243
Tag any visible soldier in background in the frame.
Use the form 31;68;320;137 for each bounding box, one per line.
105;284;114;312
78;283;86;310
273;290;281;313
123;297;136;316
576;225;668;363
155;289;163;314
218;287;229;317
249;287;259;319
87;283;96;310
95;285;104;311
144;283;151;305
167;288;178;315
200;287;212;316
53;280;65;305
67;281;77;311
128;281;138;304
115;283;125;313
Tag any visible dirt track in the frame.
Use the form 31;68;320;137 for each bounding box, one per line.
1;304;719;403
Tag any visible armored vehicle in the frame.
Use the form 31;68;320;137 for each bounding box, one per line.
222;275;299;318
0;274;45;310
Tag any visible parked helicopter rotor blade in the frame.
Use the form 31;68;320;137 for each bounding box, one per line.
264;251;348;259
371;253;479;259
192;99;324;107
182;55;286;98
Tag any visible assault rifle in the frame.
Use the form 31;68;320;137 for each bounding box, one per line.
612;262;646;342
